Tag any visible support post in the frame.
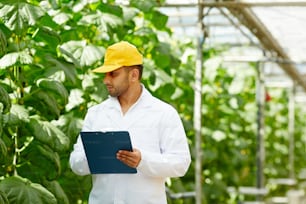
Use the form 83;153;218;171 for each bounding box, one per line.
288;83;296;179
194;0;204;204
256;61;265;201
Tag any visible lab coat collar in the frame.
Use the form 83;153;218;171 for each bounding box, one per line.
105;84;153;110
102;85;154;129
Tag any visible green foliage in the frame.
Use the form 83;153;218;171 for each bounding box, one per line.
0;85;11;113
0;176;57;204
0;0;182;203
0;190;9;204
42;180;70;204
166;42;306;203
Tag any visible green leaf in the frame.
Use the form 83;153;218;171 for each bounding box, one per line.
18;142;61;181
36;144;61;175
133;27;158;40
37;78;68;104
204;57;222;82
80;45;105;67
59;40;105;67
27;117;70;152
32;26;61;51
152;43;173;70
44;55;78;85
0;2;45;33
28;90;61;119
0;138;7;162
0;84;11;113
63;114;83;138
51;11;70;25
149;69;172;91
78;11;123;33
52;112;83;140
0;51;33;69
65;89;85;112
121;6;138;23
171;87;183;100
0;176;56;204
0;28;7;56
0;190;9;204
151;10;168;29
155;53;170;68
0;114;2;137
130;0;157;13
212;130;226;142
97;3;123;17
4;104;30;125
43;180;69;204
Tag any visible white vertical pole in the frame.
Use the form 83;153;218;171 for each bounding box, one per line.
256;61;265;201
288;83;296;179
194;1;204;204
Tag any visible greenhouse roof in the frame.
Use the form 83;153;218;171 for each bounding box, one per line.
159;0;306;102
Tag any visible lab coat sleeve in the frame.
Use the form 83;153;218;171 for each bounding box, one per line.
137;107;191;178
69;135;91;176
69;111;92;176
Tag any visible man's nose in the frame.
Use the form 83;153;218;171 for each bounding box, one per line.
103;73;110;84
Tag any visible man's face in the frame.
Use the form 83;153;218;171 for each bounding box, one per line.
103;67;130;97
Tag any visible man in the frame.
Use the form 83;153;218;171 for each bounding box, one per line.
69;41;191;204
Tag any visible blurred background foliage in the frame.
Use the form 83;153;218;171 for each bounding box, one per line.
0;0;305;203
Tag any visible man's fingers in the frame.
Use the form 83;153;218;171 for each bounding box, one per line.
117;150;140;168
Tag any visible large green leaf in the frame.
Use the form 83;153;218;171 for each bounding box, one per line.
65;88;85;112
0;51;33;69
130;0;157;12
152;43;172;69
0;190;9;204
97;3;123;17
80;45;105;67
37;78;68;104
18;141;61;181
0;138;7;162
120;6;138;22
26;89;61;119
2;104;29;126
150;10;168;30
0;176;56;204
43;180;69;204
59;40;105;67
27;117;70;152
78;11;123;33
148;69;172;91
52;112;83;141
25;78;69;119
0;2;45;34
0;28;7;56
0;114;2;138
32;26;61;52
0;84;11;113
43;55;78;85
20;142;61;179
132;27;159;45
37;144;61;173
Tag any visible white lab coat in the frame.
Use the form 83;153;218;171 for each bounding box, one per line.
69;86;191;204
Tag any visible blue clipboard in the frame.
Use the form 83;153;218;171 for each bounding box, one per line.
80;131;137;174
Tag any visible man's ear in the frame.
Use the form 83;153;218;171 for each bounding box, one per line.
130;68;139;82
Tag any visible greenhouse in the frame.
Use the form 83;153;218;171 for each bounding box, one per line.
0;0;306;204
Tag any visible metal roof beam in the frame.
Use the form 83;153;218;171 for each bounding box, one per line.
226;7;306;91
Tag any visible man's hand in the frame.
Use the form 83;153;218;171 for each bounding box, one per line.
116;148;141;168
